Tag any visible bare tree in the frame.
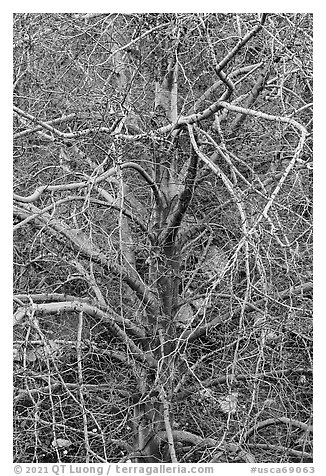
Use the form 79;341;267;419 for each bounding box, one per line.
13;13;312;464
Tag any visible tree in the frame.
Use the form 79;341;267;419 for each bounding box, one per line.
13;13;313;464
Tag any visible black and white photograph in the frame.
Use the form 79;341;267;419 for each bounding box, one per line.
12;11;314;467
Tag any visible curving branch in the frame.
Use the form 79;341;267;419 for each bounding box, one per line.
189;63;262;114
150;95;309;140
218;100;308;135
158;431;255;463
180;281;312;343
120;162;162;206
13;195;147;235
14;292;144;337
243;417;313;442
13;160;161;208
168;430;217;447
13;202;159;312
215;13;267;74
14;301;157;368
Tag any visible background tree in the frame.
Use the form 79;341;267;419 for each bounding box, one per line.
13;13;313;464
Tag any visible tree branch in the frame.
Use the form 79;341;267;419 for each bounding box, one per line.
215;14;267;74
159;145;198;245
175;367;312;401
243;417;313;442
189;64;262;113
181;281;312;343
14;301;157;368
14;113;77;139
14;292;144;337
13;203;159;312
246;443;312;461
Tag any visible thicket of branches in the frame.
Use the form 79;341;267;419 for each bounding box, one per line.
13;13;312;464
